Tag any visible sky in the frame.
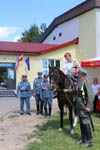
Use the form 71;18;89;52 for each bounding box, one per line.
0;0;86;42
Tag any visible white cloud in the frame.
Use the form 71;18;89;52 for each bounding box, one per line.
0;26;18;39
13;35;21;42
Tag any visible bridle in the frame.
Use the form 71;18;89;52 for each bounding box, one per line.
49;68;76;107
50;69;61;86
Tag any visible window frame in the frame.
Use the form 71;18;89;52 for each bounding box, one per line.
42;59;62;75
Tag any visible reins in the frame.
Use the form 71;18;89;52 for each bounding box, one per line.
64;76;75;108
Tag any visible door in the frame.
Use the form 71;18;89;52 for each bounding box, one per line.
7;64;16;89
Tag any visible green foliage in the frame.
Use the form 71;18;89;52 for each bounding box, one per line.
18;23;46;43
25;114;100;150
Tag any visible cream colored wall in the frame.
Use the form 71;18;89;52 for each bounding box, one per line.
78;9;96;61
25;44;78;88
38;44;78;70
0;44;78;89
96;8;100;56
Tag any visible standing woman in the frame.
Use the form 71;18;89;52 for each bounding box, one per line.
92;77;100;113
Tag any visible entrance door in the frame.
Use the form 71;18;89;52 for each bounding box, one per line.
0;63;16;90
7;64;16;89
0;68;7;90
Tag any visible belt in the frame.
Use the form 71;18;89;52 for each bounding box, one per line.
36;86;40;88
43;89;50;91
20;90;29;92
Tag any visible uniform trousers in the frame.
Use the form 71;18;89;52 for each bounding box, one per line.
20;97;30;114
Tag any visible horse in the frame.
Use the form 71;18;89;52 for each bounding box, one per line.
49;66;78;134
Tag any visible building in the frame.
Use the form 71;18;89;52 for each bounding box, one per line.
0;39;78;89
38;0;100;59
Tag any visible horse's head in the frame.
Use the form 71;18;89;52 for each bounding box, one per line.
49;66;74;90
49;66;61;87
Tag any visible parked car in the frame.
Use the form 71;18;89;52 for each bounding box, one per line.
0;81;7;88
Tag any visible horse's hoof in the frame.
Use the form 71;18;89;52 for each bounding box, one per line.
58;128;63;131
70;129;75;135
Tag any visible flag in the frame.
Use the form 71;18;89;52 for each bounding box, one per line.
18;54;23;62
15;56;19;70
15;55;23;70
25;56;30;71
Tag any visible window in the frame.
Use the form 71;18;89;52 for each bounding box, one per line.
42;59;61;75
53;36;56;40
59;32;62;37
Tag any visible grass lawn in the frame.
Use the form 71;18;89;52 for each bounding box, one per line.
25;113;100;150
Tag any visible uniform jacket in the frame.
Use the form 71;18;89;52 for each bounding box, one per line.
69;78;94;110
17;81;32;98
33;77;44;95
40;80;53;99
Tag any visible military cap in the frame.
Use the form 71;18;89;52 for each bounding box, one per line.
44;74;48;78
22;75;27;78
37;72;42;75
78;68;87;76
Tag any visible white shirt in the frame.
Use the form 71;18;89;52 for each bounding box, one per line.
64;59;80;75
92;84;100;95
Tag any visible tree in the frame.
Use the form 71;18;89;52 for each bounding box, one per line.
40;23;47;34
18;23;46;43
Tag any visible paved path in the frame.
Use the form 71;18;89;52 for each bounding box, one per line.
0;97;58;150
0;97;19;117
0;96;59;119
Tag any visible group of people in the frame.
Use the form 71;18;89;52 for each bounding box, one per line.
33;72;53;117
17;72;53;117
16;52;97;147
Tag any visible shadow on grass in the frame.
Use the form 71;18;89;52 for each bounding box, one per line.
34;115;80;141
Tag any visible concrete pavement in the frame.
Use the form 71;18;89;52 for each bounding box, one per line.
0;96;58;118
0;97;19;117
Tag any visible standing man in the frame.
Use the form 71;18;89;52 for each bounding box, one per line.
64;68;94;147
17;75;32;115
33;72;44;115
40;75;53;117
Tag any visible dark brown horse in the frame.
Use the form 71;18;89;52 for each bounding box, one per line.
49;66;77;134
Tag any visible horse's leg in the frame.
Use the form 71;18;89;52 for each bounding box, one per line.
69;106;75;135
58;105;64;131
73;108;78;127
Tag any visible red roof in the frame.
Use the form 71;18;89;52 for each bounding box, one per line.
0;38;78;56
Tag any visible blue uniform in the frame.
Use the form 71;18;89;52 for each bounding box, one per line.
40;80;53;116
17;80;32;114
33;77;44;103
33;77;44;94
33;77;44;114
